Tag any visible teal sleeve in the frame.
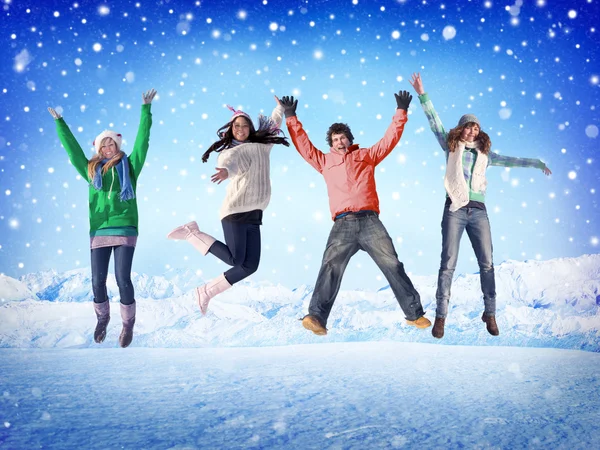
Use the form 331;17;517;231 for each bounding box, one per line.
419;93;450;155
488;152;546;170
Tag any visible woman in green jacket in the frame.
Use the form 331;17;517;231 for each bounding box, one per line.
47;89;156;348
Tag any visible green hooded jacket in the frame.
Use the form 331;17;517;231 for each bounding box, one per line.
54;104;152;235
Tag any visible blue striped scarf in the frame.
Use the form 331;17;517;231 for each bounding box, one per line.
92;157;135;201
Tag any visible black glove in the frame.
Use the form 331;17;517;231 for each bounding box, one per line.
394;90;413;111
280;96;298;118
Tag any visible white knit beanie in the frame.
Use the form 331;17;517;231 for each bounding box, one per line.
93;130;122;153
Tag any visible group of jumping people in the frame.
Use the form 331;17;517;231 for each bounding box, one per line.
49;73;551;347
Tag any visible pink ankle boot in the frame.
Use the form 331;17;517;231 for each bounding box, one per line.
195;274;232;315
166;221;216;255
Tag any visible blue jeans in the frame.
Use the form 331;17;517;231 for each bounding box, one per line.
209;220;261;285
91;245;135;305
436;205;496;318
308;213;424;325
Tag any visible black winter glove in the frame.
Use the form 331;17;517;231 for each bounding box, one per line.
394;90;413;111
280;96;298;118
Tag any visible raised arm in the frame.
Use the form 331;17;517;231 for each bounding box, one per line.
281;96;327;173
129;89;156;178
366;90;411;165
271;95;285;128
488;152;551;175
48;107;89;180
409;73;449;153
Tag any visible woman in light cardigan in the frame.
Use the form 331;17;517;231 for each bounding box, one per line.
409;73;551;339
167;97;289;314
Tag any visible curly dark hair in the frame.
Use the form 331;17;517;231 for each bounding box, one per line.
202;115;289;163
447;123;491;154
326;123;354;147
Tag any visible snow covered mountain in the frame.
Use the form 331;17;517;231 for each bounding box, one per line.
1;254;599;351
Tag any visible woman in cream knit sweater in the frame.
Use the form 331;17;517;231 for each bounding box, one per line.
167;96;289;314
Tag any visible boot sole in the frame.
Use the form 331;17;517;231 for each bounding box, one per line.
302;318;327;336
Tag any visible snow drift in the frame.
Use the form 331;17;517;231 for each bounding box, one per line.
1;254;599;351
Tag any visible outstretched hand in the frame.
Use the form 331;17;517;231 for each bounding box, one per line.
542;166;552;176
279;95;298;118
142;88;157;104
409;73;425;95
394;90;413;111
210;167;229;184
47;107;62;120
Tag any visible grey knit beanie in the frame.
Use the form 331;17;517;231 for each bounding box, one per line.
457;114;480;128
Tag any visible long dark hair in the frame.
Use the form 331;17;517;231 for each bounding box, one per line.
202;115;289;162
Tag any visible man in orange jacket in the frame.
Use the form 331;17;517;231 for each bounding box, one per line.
280;92;431;335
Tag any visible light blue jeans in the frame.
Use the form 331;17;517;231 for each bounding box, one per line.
436;205;496;318
308;213;425;326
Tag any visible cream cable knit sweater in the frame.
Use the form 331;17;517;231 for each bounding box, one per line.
216;104;284;220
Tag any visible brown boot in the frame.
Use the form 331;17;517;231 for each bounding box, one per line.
302;315;328;336
432;317;445;339
481;313;499;336
93;301;110;343
119;302;136;348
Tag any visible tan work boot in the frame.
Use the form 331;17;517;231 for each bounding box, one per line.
302;315;328;336
406;315;432;329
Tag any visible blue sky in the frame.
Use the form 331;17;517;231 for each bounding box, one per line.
1;0;599;290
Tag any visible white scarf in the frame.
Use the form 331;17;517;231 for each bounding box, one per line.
444;140;488;212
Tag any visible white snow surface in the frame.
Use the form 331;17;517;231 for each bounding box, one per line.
1;254;599;351
0;343;599;449
1;255;599;449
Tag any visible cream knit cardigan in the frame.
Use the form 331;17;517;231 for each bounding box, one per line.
216;104;284;220
444;140;488;212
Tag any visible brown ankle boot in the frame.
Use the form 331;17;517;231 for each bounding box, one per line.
119;302;136;348
481;313;499;336
93;301;110;343
432;317;445;339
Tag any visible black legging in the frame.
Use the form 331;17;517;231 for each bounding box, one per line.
208;221;261;284
91;245;135;305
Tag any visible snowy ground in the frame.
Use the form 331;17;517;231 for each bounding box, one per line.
1;255;599;448
1;343;599;449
